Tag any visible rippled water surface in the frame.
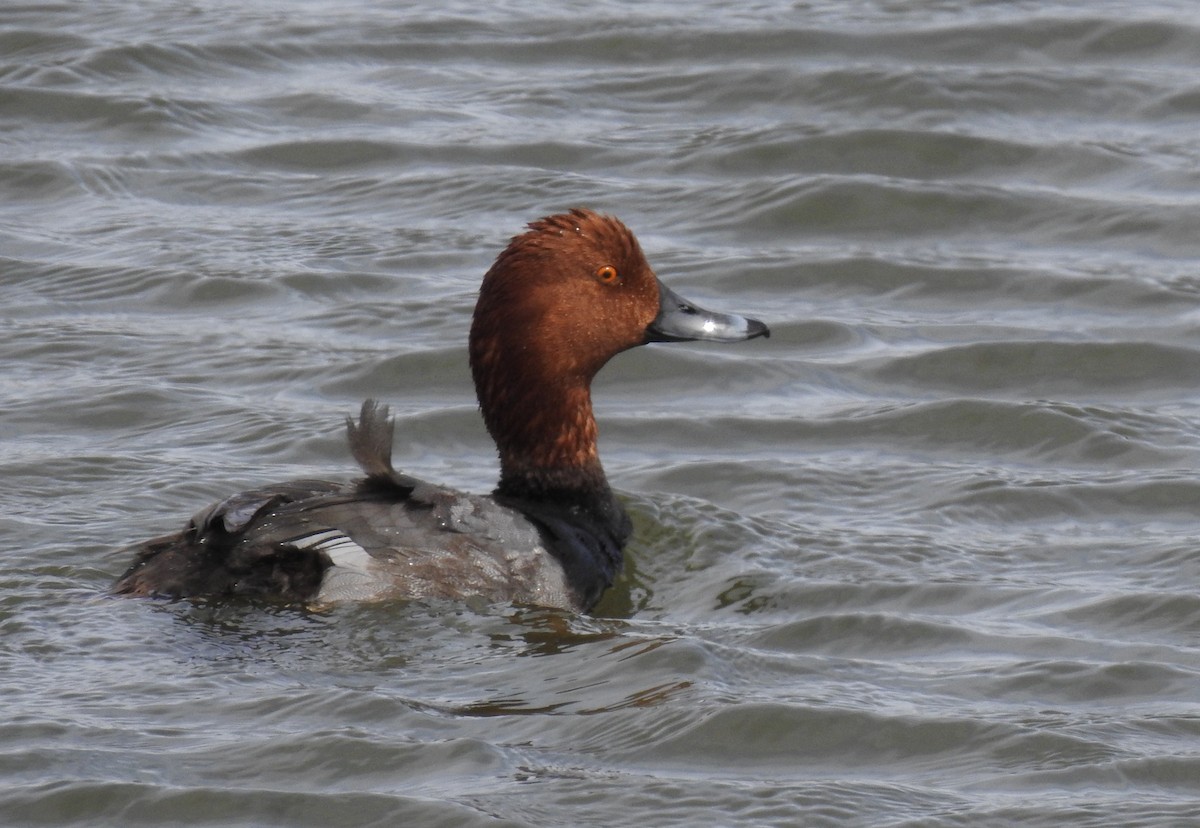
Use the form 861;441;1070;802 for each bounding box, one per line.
4;1;1200;825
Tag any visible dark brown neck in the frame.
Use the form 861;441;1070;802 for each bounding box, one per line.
469;325;610;498
488;382;611;502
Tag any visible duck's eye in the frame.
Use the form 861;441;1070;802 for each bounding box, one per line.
595;265;619;284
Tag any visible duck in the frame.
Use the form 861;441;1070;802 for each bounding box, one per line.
111;209;769;612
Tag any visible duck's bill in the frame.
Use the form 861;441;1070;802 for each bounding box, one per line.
645;280;770;344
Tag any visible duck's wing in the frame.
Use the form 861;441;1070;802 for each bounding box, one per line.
109;478;356;600
110;400;579;608
110;477;577;607
109;399;412;601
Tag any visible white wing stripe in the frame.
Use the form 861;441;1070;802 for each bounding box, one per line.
286;530;390;602
286;530;373;571
287;529;342;550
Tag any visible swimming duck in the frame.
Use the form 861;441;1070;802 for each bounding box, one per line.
112;209;769;611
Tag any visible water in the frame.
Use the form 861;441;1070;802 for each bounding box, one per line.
4;1;1200;825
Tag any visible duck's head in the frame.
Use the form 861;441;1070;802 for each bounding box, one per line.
468;208;768;500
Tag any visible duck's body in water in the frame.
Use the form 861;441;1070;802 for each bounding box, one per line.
111;209;769;611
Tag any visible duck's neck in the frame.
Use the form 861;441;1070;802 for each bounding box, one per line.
492;382;611;504
469;341;607;503
481;376;631;610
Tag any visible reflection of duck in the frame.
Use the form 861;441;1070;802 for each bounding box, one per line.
112;209;769;611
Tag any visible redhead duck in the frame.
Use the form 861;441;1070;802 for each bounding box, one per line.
112;209;769;612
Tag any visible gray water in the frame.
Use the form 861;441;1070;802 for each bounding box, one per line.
4;1;1200;825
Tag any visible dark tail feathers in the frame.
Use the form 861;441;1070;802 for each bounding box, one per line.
346;399;420;493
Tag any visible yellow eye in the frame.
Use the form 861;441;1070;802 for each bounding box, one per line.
596;265;619;284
